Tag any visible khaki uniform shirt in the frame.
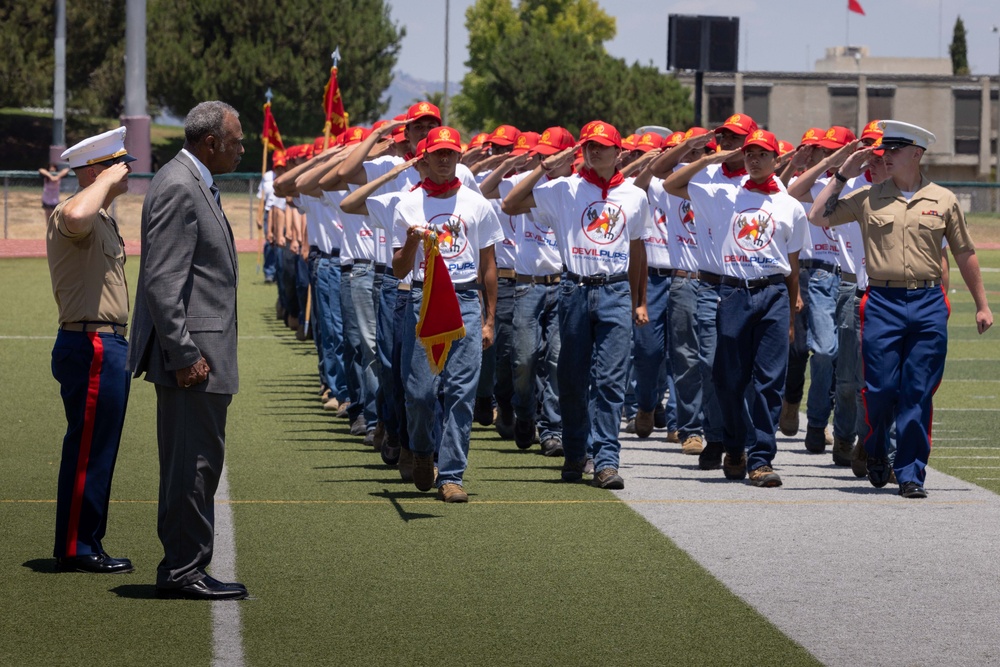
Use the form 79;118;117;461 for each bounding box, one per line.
825;177;974;282
46;198;129;325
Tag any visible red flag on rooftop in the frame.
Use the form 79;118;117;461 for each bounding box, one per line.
848;0;865;15
262;101;285;152
415;233;466;374
323;66;348;139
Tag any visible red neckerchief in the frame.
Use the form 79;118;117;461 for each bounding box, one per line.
419;177;461;197
863;170;873;183
721;163;747;179
579;167;624;199
743;175;780;195
404;151;416;161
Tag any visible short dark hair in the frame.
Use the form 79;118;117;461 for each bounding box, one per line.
184;101;239;145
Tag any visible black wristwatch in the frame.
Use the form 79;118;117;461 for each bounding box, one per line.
834;171;848;183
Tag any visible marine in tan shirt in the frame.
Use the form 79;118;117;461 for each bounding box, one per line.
809;120;992;500
47;126;137;574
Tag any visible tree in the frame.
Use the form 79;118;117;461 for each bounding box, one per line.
452;0;691;134
949;16;970;76
147;0;405;138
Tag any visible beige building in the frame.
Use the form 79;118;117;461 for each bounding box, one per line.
675;47;999;183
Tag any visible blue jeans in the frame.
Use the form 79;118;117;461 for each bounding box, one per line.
804;268;840;429
860;286;948;486
512;282;562;442
391;285;411;450
696;280;723;442
633;274;672;414
340;267;376;425
477;279;515;406
833;281;864;443
557;280;632;473
350;263;379;429
376;272;400;435
402;288;483;487
713;282;790;472
669;276;703;440
312;256;347;400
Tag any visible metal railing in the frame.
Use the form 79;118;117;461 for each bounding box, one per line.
3;171;263;240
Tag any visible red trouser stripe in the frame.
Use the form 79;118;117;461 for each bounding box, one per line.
65;333;104;557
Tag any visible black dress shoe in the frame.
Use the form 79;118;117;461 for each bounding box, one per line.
157;576;248;600
898;482;928;499
867;456;892;488
55;553;134;574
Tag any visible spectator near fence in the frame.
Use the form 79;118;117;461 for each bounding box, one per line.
39;163;70;222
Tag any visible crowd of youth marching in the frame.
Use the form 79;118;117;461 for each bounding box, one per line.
256;102;993;503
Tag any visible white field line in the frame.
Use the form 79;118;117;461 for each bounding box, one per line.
211;464;245;667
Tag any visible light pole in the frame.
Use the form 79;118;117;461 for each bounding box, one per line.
50;0;66;165
993;26;999;187
443;0;450;125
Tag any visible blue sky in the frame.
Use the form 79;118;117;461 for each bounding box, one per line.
386;0;1000;81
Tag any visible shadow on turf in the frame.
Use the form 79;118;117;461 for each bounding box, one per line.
371;489;442;522
109;584;161;600
22;559;58;574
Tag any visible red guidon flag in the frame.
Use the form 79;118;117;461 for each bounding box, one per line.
323;66;348;138
848;0;865;15
415;232;466;374
262;101;285;152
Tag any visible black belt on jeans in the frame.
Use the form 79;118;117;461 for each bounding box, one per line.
309;245;341;260
515;273;561;285
699;272;784;289
855;287;867;298
648;267;672;278
375;264;395;277
410;280;482;292
800;259;839;274
565;271;628;286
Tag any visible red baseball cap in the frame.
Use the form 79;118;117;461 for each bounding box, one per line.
713;114;757;136
799;127;826;147
406;102;442;122
817;126;857;150
860;119;883;142
488;125;520;147
664;131;686;148
313;136;328;153
742;129;780;154
271;149;287;168
415;138;428;157
511;131;540;156
341;126;371;146
685;126;717;151
579;120;622;148
468;132;490;150
777;140;796;156
371;119;390;132
424;126;462;153
532;127;576;155
634;132;663;153
621;134;640;151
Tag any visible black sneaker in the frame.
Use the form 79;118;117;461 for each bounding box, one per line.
380;431;401;466
514;419;535;449
804;426;827;453
473;396;494;426
495;401;515;439
540;438;564;457
653;405;667;429
867;456;892;488
898;482;928;499
698;440;724;470
561;458;587;482
723;452;747;480
591;467;625;490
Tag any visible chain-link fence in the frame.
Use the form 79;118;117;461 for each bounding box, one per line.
2;171;263;240
3;170;999;240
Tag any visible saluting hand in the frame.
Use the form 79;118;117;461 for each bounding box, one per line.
838;147;876;179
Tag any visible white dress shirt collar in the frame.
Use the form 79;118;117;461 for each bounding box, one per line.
181;148;214;189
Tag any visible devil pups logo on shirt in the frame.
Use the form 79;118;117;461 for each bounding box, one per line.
427;212;468;259
732;208;775;252
679;200;697;236
581;201;626;245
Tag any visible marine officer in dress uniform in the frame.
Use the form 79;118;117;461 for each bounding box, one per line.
810;120;993;498
46;127;135;573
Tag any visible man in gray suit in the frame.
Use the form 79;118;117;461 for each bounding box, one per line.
129;101;247;600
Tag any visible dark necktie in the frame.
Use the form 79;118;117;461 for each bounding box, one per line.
210;183;223;213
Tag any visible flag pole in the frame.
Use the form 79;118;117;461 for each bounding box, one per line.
323;47;341;151
257;88;274;274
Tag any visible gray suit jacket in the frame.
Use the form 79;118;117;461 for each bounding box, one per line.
128;153;240;395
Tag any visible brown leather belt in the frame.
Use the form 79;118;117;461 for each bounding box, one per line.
497;268;517;279
699;272;784;289
868;279;941;289
648;267;672;278
515;273;561;285
840;272;857;284
61;321;128;335
671;269;698;279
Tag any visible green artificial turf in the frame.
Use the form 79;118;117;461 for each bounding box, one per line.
5;249;999;665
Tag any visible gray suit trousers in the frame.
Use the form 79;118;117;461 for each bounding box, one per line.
154;384;232;588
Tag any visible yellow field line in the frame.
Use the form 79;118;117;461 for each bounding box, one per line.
2;497;989;507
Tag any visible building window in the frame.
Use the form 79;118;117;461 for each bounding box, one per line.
954;90;981;155
743;87;770;130
707;86;734;129
866;87;895;122
829;87;858;133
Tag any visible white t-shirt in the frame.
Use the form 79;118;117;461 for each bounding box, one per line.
800;177;842;265
644;178;675;270
257;171;275;211
327;188;375;262
686;177;809;279
531;175;651;277
829;175;873;287
659;173;701;274
363;157;481;196
392;186;504;284
687;164;751;274
499;173;562;276
367;192;406;271
295;194;341;255
491;198;518;270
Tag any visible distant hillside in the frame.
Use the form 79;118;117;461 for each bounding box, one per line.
381;71;445;118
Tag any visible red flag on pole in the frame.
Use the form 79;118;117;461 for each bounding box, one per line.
323;66;348;139
262;101;285;152
848;0;865;15
415;233;466;374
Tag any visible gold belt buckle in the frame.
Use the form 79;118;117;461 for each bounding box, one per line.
906;280;918;289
